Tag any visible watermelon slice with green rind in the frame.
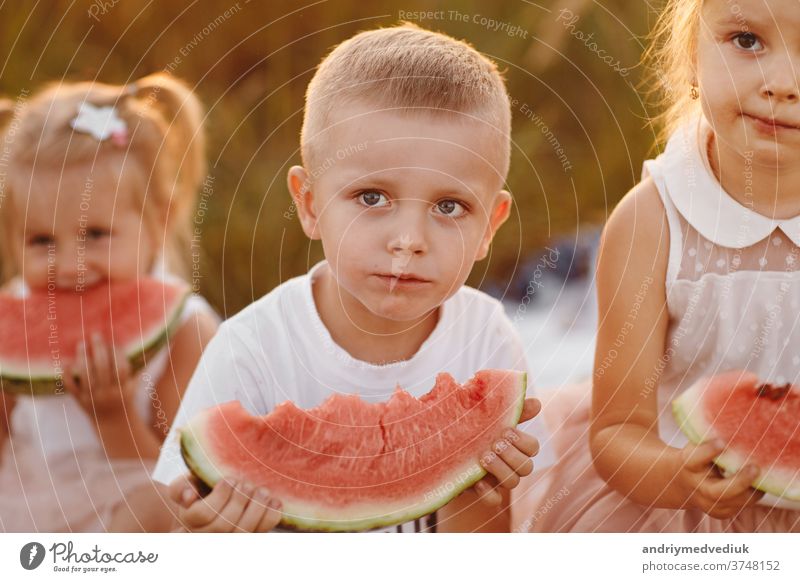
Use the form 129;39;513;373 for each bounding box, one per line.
179;369;527;532
0;278;190;396
673;370;800;500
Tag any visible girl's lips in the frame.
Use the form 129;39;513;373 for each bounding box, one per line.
745;113;800;133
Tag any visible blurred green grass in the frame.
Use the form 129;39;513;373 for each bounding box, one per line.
0;0;659;316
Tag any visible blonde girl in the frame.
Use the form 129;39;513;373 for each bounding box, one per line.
512;0;800;532
0;73;219;532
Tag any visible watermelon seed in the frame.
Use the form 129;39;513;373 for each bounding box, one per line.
755;383;792;401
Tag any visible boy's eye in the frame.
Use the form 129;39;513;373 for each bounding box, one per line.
732;32;763;51
357;191;389;207
28;234;54;247
434;199;467;218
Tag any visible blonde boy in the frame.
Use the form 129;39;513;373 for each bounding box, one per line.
153;23;547;533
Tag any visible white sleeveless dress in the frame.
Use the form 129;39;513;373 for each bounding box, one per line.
0;270;219;532
510;115;800;532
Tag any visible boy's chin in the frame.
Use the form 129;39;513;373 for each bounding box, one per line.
366;295;438;323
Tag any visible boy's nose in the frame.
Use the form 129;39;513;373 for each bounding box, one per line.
387;232;427;256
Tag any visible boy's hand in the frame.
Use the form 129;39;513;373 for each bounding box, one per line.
63;332;136;420
168;473;282;533
675;440;764;519
470;397;541;506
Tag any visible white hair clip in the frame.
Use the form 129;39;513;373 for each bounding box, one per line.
70;102;129;146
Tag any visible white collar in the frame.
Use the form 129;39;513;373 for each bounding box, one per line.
660;115;800;248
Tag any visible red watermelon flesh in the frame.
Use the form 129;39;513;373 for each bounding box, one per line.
673;370;800;500
180;369;527;532
0;278;189;395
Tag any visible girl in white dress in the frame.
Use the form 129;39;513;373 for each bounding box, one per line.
0;74;219;532
512;0;800;532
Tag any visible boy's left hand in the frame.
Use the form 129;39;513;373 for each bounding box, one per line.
63;332;137;420
469;397;541;507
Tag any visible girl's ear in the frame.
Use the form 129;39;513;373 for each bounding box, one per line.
286;166;320;240
476;190;512;261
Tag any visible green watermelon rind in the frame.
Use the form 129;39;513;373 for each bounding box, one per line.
0;287;190;397
179;371;528;532
672;382;800;501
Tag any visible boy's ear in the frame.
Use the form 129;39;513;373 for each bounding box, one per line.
476;190;512;261
287;165;320;240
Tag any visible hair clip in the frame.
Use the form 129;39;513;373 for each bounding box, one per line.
70;102;128;145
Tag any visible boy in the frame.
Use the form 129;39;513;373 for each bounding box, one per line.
153;22;547;533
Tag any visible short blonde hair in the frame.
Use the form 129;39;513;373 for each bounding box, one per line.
643;0;703;143
301;22;512;180
0;73;205;282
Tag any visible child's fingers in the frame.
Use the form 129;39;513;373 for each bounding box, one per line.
234;487;270;532
114;348;131;387
204;480;251;532
703;486;765;519
0;389;16;408
704;464;760;501
0;391;15;432
507;429;539;458
72;342;90;403
494;440;534;477
169;474;203;508
184;479;235;528
713;486;765;515
91;332;110;390
681;440;724;472
255;500;283;532
60;370;80;400
480;450;520;489
235;487;280;532
473;476;503;507
730;485;765;507
517;398;542;424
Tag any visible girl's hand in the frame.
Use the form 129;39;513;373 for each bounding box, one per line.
63;332;136;421
168;473;283;533
675;440;764;519
1;390;17;439
470;397;541;507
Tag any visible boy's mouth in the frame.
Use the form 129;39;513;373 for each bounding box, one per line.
374;272;432;288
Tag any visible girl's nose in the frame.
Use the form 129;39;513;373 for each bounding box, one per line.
55;243;82;285
760;57;799;102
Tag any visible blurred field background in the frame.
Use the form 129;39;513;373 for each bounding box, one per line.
0;0;660;317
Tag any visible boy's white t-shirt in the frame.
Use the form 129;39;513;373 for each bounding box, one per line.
153;260;552;532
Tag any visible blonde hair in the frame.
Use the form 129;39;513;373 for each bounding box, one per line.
0;73;206;283
301;22;511;180
643;0;703;144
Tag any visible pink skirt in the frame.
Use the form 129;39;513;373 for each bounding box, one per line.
511;381;800;533
0;437;155;532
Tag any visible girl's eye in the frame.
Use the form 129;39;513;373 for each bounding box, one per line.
434;199;467;218
86;227;110;240
28;234;54;247
732;32;763;51
358;191;389;207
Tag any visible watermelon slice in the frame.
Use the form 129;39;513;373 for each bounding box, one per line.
0;278;190;396
180;369;527;532
673;370;800;500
